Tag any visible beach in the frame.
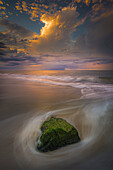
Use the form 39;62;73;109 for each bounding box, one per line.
0;70;113;170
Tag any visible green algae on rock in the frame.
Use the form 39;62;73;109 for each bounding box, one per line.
36;117;80;152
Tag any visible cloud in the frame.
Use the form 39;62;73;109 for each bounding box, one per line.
0;1;3;5
0;42;6;48
0;19;35;38
91;1;113;21
15;2;23;13
72;0;103;6
0;0;113;70
72;12;113;58
0;0;9;19
0;42;7;56
29;6;86;54
24;0;112;55
0;19;38;57
15;1;58;21
0;50;43;69
22;1;28;12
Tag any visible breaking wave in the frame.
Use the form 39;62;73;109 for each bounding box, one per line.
0;73;113;99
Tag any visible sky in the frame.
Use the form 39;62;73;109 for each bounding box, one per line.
0;0;113;70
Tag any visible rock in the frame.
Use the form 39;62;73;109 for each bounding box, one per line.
36;117;80;152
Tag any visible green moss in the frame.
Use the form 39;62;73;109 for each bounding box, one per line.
36;117;80;152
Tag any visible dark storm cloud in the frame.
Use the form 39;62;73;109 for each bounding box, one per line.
0;51;4;55
0;31;27;49
73;13;113;58
87;14;113;57
0;56;26;62
83;58;113;65
0;51;43;67
93;59;113;65
0;19;34;38
0;42;7;56
0;42;6;48
0;54;38;62
7;62;21;66
0;20;38;58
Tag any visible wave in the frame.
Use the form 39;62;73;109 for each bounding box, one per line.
0;73;101;82
0;73;113;99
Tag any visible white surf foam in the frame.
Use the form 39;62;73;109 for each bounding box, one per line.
0;73;113;99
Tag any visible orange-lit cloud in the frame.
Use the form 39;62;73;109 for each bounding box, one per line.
15;2;23;13
0;1;7;19
0;1;3;5
0;19;37;57
0;6;6;10
91;2;113;21
72;0;102;6
14;0;112;23
14;1;58;21
22;1;28;12
29;6;86;54
84;0;91;6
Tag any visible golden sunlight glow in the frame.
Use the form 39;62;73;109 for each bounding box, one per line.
10;48;15;50
17;49;26;54
41;19;53;36
0;1;3;5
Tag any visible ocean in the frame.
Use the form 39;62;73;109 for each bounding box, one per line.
0;70;113;170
